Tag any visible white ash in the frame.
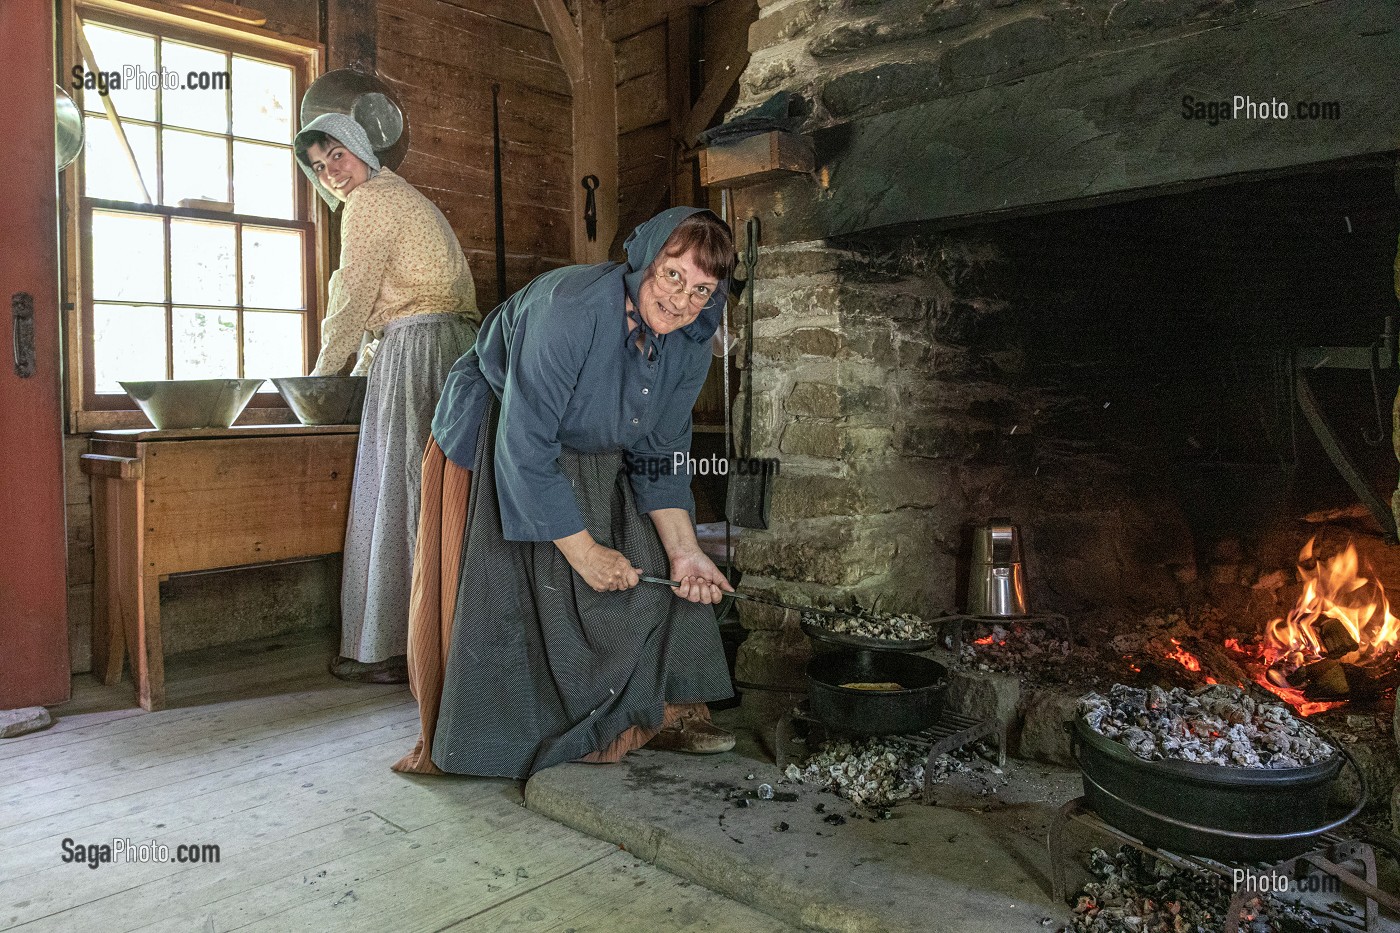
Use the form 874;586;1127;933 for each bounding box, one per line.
1073;847;1335;933
1079;684;1336;769
801;607;939;642
782;736;961;807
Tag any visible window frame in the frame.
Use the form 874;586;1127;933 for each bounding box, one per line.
64;0;325;432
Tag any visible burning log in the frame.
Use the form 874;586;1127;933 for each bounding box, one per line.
1317;617;1360;657
1282;656;1400;701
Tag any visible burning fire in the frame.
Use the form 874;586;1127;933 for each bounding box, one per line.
1165;639;1201;672
1258;537;1400;715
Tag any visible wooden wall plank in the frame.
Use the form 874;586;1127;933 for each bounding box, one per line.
378;0;575;292
613;23;665;85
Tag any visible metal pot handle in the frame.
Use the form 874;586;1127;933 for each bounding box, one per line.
1070;722;1367;844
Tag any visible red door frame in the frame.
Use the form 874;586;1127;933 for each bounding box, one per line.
0;0;72;708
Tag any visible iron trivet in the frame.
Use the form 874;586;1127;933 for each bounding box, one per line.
1049;797;1398;932
773;699;1005;804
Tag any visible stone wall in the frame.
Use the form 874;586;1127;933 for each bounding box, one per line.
731;230;1199;689
737;0;1261;127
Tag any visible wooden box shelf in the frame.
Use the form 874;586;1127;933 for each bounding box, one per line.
698;130;815;188
81;424;357;710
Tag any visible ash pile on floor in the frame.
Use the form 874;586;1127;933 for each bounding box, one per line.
1072;847;1340;933
1079;684;1336;768
783;737;948;807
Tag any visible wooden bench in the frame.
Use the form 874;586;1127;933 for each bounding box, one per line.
81;424;357;710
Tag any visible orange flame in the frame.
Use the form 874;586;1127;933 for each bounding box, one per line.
1256;537;1400;714
1165;639;1201;672
1265;538;1400;665
973;635;995;646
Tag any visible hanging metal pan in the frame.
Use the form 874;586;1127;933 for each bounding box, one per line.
56;85;84;172
299;69;410;171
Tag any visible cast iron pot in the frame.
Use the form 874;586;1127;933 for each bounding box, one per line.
1071;717;1363;862
807;650;948;736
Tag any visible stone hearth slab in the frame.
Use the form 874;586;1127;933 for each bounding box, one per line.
525;713;1081;933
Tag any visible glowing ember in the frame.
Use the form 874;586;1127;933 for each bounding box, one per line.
973;635;996;646
1164;638;1202;672
1256;537;1400;715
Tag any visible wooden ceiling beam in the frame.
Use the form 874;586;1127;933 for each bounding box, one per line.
680;41;746;146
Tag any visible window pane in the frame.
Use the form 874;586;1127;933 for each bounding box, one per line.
94;304;166;392
160;41;228;133
161;128;229;206
233;141;294;219
80;23;157;122
242;226;304;309
245;311;305;381
233;57;294;143
91;211;165;302
172;307;238;379
170;219;236;306
83;120;158;203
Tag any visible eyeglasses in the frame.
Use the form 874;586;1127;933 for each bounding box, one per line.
653;265;717;309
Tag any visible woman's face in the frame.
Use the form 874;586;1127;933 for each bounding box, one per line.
636;247;719;337
305;137;371;201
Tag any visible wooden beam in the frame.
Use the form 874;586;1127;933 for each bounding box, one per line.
680;41;746;146
532;0;583;84
605;0;708;42
666;9;692;206
732;0;1400;246
534;0;618;261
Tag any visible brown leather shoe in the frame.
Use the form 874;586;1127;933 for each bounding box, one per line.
645;717;736;754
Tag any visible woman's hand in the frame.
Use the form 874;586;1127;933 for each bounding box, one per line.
668;549;733;605
554;530;641;593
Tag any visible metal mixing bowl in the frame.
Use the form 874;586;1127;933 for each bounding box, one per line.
120;379;264;430
272;376;368;425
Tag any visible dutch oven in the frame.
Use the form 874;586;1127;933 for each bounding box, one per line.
1071;716;1364;862
807;650;948;736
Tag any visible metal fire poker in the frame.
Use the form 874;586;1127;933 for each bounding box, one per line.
639;574;863;621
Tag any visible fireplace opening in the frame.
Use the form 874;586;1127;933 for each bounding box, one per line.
758;157;1400;717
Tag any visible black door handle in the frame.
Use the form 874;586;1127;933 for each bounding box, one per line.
12;292;35;378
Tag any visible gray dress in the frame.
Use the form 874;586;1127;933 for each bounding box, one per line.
429;398;733;778
340;312;477;662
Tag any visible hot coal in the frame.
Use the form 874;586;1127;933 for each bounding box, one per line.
1079;684;1336;769
1072;846;1336;933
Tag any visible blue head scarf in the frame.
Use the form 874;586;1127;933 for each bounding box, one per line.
621;206;733;343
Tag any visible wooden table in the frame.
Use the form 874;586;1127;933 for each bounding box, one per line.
81;425;357;710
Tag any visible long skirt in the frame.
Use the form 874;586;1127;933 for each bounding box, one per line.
340;312;477;663
392;399;733;779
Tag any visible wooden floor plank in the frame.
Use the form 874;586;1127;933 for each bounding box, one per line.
0;631;798;933
0;727;424;884
223;816;615;932
0;702;419;847
5;772;508;931
0;632;348;764
0;687;408;794
448;851;799;933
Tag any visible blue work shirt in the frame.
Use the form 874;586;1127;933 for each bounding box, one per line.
432;262;713;542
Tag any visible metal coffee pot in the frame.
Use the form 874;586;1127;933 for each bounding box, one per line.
969;519;1029;617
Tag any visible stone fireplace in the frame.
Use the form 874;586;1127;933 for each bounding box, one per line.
720;0;1400;703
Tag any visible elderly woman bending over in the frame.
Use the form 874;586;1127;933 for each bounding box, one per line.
395;207;738;777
